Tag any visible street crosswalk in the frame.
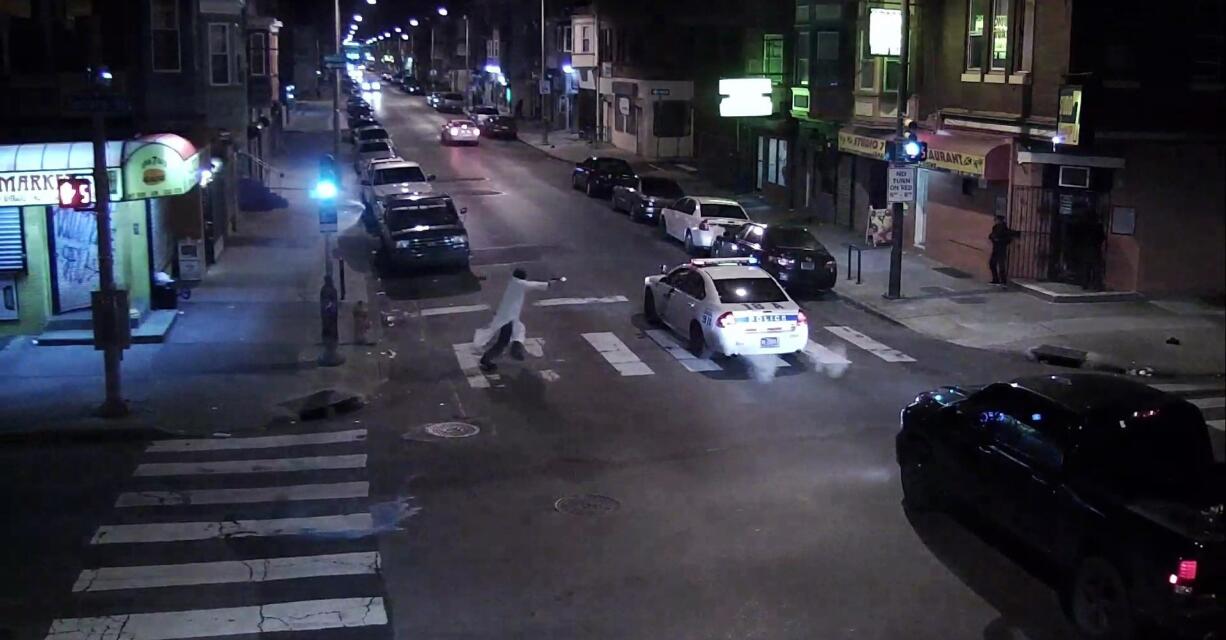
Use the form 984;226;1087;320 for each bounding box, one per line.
1151;381;1226;433
45;429;388;640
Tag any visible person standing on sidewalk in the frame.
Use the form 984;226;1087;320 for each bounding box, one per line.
988;215;1019;286
474;269;564;372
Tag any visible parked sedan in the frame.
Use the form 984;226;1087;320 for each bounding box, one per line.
440;120;480;146
426;91;443;108
351;125;390;146
611;175;685;222
571;157;638;198
347;114;379;131
711;224;837;294
346;102;374;118
660;196;752;256
479;115;517;139
353;140;396;173
435;92;465;113
467;105;500;126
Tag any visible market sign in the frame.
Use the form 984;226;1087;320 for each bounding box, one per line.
837;131;889;160
719;77;773;118
0;169;122;207
923;148;986;177
123;143;202;200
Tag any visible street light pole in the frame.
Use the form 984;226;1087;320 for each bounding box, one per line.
541;0;549;145
332;0;340;162
465;15;470;107
886;0;910;299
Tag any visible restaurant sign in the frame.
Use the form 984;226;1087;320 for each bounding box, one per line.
123;143;201;201
837;131;889;160
922;148;986;177
0;168;122;207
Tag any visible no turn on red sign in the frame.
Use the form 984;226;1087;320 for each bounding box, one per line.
887;166;916;204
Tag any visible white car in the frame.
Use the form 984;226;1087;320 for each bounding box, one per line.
351;124;389;146
660;196;753;256
361;160;435;206
643;257;808;358
353;140;395;173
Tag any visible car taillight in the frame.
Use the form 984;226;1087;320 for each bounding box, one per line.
797;310;808;325
1169;559;1198;588
825;259;837;270
698;221;710;231
716;311;734;328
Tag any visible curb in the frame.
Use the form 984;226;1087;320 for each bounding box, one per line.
514;134;590;165
831;290;907;328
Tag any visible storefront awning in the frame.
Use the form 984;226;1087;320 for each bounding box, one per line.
918;130;1010;180
837;128;890;161
0;134;200;207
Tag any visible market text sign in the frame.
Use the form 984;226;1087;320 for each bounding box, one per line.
0;169;121;207
719;78;773;118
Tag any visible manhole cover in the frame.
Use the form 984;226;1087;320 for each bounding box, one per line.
422;421;480;438
554;494;620;516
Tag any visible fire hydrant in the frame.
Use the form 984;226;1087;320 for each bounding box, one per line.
353;300;373;346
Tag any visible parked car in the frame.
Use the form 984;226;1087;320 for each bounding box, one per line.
467;105;500;126
611;175;684;222
346;102;374;118
479;115;517;139
897;373;1224;640
360;160;435;207
401;79;423;95
351;125;390;146
440;119;480;146
710;224;837;294
426;91;443;108
376;194;470;270
642;257;808;358
435;92;465;113
660;196;752;256
571;156;638;198
353;140;396;173
347;114;379;131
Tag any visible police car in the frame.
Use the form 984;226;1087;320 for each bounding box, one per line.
643;257;808;357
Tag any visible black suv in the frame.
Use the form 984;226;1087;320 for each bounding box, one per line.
571;157;638;198
376;195;470;270
711;224;837;293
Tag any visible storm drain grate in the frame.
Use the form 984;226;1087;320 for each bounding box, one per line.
423;422;481;438
932;266;973;279
554;494;620;516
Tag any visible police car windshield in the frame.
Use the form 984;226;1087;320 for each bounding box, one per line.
387;203;459;230
701;203;748;219
713;278;788;303
359;141;391;153
375;166;427;184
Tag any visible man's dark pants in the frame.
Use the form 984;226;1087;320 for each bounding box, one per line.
480;322;514;366
989;246;1008;284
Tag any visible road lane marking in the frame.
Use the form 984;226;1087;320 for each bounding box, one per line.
90;513;374;545
72;552;381;592
133;455;367;477
535;295;629;307
582;332;654;376
1189;397;1225;410
522;337;545;358
420;303;490;317
645;329;721;372
539;369;560;382
115;481;370;508
146;430;366;453
452;343;492;388
44;597;386;640
824;326;916;363
804;340;852;365
1150;383;1226;393
1208;419;1224;432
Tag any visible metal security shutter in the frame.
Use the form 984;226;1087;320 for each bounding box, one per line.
0;207;25;272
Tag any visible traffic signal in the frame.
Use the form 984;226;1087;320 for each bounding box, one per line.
312;154;339;200
897;131;927;164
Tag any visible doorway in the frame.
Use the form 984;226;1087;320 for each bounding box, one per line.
48;206;100;314
914;169;930;247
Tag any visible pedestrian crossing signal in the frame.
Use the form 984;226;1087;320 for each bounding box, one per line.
893;132;927;164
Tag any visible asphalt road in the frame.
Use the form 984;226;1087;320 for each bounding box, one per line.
2;90;1220;640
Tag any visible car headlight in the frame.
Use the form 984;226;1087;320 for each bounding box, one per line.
449;127;460;136
472;129;480;136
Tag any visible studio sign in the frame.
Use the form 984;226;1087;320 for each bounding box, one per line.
0;169;121;207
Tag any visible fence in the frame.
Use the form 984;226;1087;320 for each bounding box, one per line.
1008;186;1110;286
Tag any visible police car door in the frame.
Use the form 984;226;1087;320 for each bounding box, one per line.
666;270;705;331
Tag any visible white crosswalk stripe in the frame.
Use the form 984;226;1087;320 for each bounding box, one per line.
51;428;388;640
1209;419;1225;433
645;329;722;372
582;332;654;376
453;342;493;388
824;326;916;363
1189;396;1225;410
1150;383;1226;394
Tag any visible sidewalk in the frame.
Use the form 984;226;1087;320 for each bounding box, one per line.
0;100;391;439
515;123;1225;377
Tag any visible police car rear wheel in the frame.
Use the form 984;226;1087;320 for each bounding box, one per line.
688;323;706;358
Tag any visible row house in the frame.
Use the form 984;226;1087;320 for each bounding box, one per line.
0;0;287;337
788;0;1224;295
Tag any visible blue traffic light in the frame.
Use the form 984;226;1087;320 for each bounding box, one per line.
903;140;921;158
312;179;339;200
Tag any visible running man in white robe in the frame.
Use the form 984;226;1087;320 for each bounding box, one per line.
474;268;563;372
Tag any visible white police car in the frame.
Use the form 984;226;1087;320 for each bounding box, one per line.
643;257;808;357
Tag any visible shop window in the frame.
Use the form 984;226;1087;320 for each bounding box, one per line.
615;97;637;134
0;208;25;273
813;3;843;22
814;31;840;87
654;100;690;137
763;34;784;81
208;23;232;85
249;33;267;77
967;0;1012;73
765;139;789;187
796;0;810;23
795;31;810;86
600;27;611;58
882;58;901;92
858;7;902;93
990;0;1010;72
151;0;181;73
581;26;591;53
966;0;987;70
560;25;572;53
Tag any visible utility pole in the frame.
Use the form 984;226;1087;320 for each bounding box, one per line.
332;0;341;161
885;0;911;299
465;16;471;108
541;0;549;145
88;16;127;418
320;1;344;367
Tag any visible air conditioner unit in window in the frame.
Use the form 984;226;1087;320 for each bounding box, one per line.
1058;165;1091;189
0;276;17;321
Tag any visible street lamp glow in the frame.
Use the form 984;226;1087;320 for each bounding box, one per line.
366;0;376;5
401;34;409;40
383;31;390;37
354;14;362;22
562;64;575;73
437;6;448;16
394;27;402;33
409;18;420;26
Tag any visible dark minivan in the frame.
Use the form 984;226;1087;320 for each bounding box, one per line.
377;194;470;270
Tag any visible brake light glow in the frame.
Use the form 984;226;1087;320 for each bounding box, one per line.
797;310;808;325
698;221;710;231
716;312;734;328
1178;559;1197;581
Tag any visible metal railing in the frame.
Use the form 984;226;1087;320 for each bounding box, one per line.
847;244;864;285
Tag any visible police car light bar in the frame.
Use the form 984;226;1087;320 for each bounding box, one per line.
690;257;759;267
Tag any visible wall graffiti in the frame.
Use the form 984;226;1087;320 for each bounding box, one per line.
52;207;101;312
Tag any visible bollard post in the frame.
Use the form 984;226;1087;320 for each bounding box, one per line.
353;300;373;346
318;274;346;366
